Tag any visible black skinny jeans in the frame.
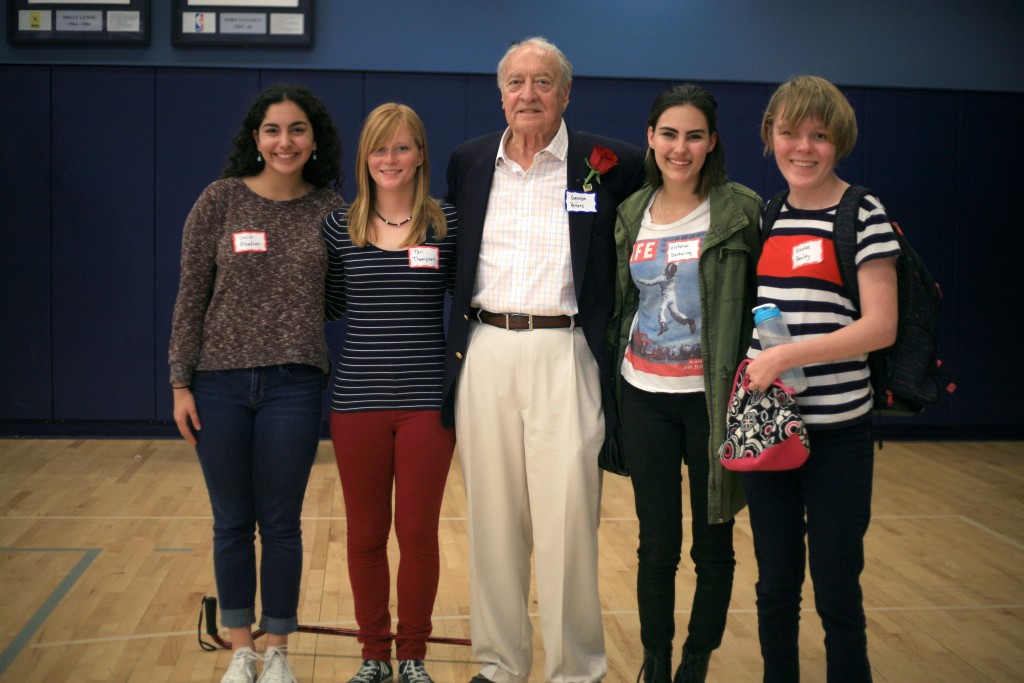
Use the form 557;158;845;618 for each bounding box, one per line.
740;421;875;683
620;382;736;653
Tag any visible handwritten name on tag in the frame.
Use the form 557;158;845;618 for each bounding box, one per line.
408;246;440;269
232;232;267;253
565;190;597;213
667;238;701;263
791;239;823;269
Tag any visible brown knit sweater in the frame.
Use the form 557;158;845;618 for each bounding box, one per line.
169;178;343;383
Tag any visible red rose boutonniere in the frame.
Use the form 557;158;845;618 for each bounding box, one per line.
582;144;619;191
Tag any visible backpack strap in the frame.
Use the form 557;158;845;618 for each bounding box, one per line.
760;189;790;243
833;184;872;313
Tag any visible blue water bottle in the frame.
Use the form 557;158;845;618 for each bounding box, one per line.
752;304;808;393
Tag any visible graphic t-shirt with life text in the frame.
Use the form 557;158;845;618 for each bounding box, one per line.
621;194;710;394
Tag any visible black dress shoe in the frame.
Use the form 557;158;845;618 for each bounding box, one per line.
468;675;493;682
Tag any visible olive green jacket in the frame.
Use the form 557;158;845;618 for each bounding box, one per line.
607;181;762;523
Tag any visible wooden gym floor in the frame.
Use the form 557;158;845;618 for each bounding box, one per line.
0;438;1022;682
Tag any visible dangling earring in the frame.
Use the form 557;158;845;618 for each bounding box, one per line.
257;152;263;163
312;152;317;161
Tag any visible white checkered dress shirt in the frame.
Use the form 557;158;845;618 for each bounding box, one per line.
471;121;577;316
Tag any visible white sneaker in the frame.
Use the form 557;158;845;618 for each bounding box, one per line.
257;645;298;683
221;647;259;683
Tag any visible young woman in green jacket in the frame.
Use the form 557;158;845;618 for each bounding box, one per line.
607;84;762;683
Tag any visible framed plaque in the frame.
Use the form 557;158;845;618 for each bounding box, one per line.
7;0;151;45
171;0;313;47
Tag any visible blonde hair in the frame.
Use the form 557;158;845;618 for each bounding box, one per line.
348;103;446;248
760;75;858;162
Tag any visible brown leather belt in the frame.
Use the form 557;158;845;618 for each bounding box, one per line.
472;308;578;331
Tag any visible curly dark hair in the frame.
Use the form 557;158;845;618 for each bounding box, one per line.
221;83;343;190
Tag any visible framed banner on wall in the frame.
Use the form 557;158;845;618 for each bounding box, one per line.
172;0;313;47
7;0;150;45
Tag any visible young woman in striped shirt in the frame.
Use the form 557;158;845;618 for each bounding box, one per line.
323;103;457;683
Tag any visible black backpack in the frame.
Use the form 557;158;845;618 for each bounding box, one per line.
761;185;943;415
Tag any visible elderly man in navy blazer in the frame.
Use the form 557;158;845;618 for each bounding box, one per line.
443;36;644;683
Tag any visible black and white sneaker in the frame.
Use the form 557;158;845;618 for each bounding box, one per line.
348;659;393;683
398;660;433;683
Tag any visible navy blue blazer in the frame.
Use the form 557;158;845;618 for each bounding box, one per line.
441;127;645;431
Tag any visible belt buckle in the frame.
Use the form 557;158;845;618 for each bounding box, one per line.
506;313;532;331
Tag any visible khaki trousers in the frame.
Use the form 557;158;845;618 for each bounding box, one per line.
456;321;606;683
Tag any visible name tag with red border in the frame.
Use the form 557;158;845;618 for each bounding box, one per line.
232;232;267;253
408;246;439;269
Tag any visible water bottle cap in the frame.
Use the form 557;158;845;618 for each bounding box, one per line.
752;304;782;325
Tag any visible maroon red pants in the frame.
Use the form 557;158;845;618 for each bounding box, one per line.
330;409;455;660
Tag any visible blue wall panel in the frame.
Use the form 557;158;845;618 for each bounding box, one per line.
461;75;509;151
51;67;156;420
953;91;1024;427
566;77;666;150
0;66;53;420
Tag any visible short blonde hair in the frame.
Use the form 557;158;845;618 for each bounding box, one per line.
761;75;858;162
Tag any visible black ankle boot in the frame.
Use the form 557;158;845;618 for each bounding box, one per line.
637;644;673;683
673;646;711;683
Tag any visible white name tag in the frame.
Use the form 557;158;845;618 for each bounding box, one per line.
667;238;701;263
792;239;823;269
232;232;267;253
408;246;440;269
565;190;597;213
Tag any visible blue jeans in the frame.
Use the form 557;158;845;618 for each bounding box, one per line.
740;421;874;683
620;382;736;654
191;364;324;636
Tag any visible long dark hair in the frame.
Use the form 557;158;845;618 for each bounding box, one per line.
221;83;343;190
645;83;727;198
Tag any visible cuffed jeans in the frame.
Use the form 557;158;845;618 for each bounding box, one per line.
620;382;735;654
740;420;874;683
192;363;323;636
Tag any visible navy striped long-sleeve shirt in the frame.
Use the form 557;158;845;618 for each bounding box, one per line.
322;203;458;412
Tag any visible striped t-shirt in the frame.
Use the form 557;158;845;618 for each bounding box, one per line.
749;193;900;427
323;203;458;412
